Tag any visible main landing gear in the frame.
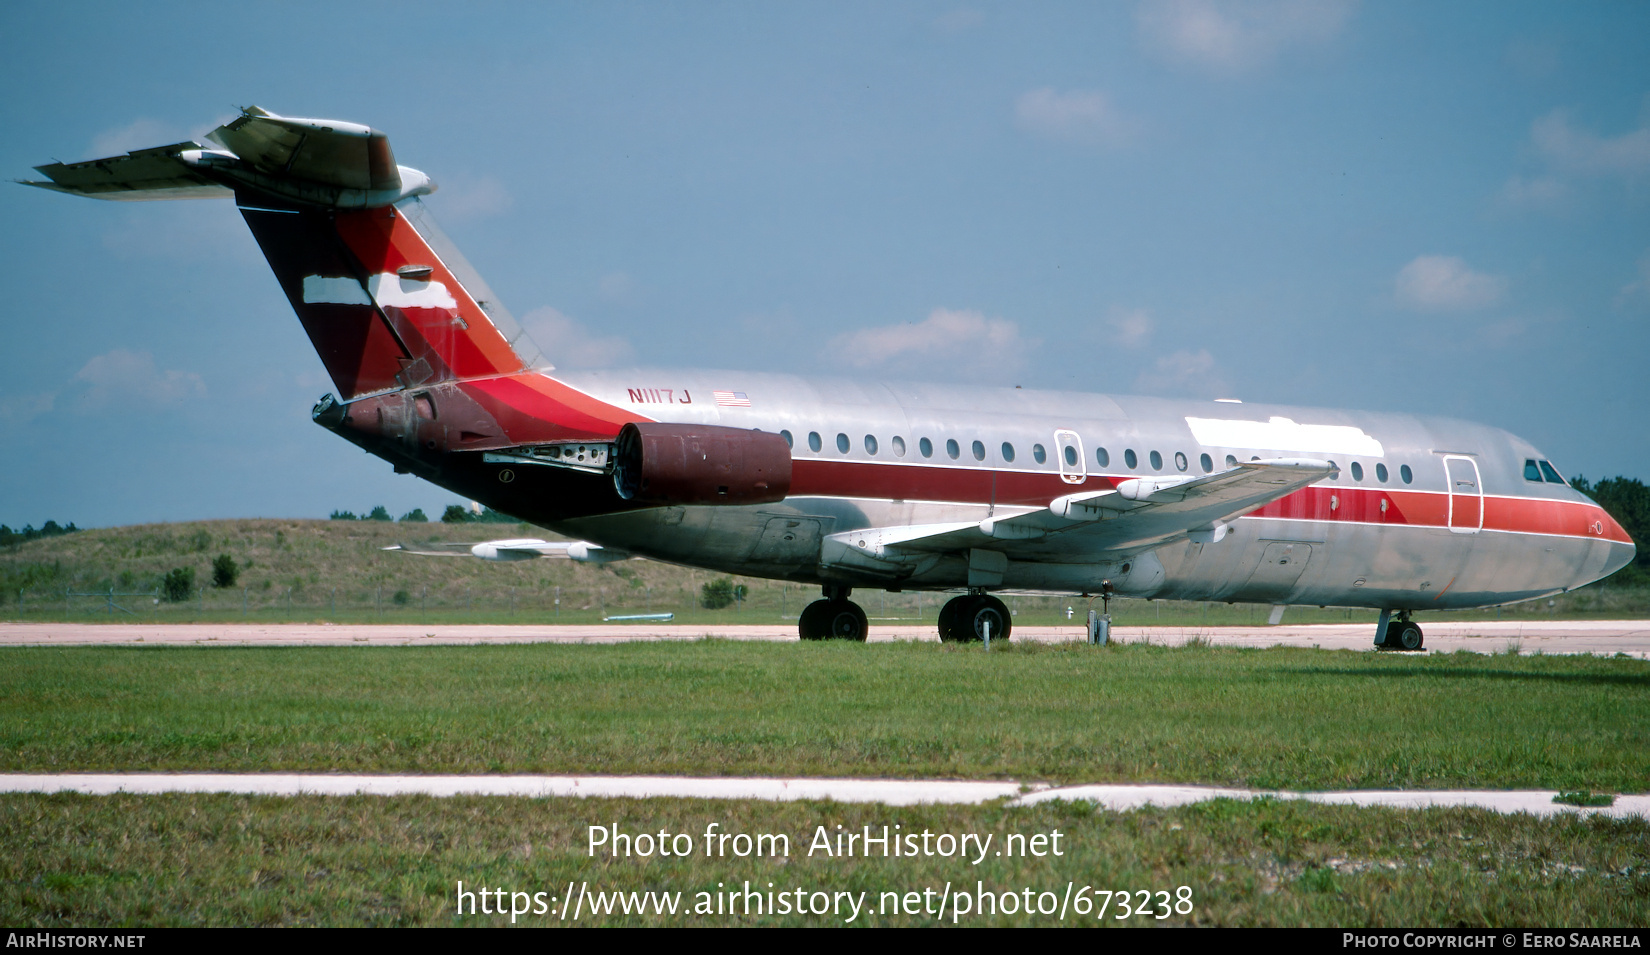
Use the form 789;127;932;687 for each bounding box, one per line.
1374;609;1424;652
938;592;1012;643
798;585;868;641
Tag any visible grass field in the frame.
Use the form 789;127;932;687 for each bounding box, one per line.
4;793;1646;926
2;518;1646;626
3;641;1646;791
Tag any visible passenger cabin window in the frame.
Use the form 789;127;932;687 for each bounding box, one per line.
1064;445;1078;467
780;430;793;448
971;440;986;461
946;439;960;460
1524;459;1543;482
1175;452;1188;472
1539;460;1567;485
1001;442;1016;462
1149;450;1163;471
1096;447;1110;468
1225;454;1238;468
1351;462;1364;481
1124;449;1138;469
920;437;933;458
1200;453;1213;473
1033;444;1046;464
1400;464;1413;484
1376;463;1388;482
808;432;822;453
892;436;906;457
864;435;878;455
836;433;850;454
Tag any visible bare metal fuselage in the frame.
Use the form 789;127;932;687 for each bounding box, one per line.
536;368;1632;610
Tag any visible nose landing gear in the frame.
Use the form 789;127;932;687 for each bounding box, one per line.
1375;609;1424;651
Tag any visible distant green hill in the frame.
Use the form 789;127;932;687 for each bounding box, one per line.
0;517;1642;625
0;517;793;624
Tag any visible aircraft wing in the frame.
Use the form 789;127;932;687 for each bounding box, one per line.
385;538;629;564
820;458;1336;578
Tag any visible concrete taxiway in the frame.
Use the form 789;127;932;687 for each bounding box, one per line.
2;619;1648;656
2;774;1644;819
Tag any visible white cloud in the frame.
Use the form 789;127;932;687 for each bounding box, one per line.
1616;250;1650;308
832;307;1030;378
520;306;634;368
1015;88;1133;146
72;350;205;409
1529;109;1650;179
433;174;513;221
88;118;179;159
1132;349;1228;398
1394;256;1506;312
1499;174;1571;211
1107;308;1154;347
1136;0;1356;74
0;392;55;427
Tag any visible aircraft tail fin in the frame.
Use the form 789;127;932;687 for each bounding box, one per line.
26;107;547;401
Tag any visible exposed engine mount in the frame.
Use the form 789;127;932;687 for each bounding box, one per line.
613;422;791;505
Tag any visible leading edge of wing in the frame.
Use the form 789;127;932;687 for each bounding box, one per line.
821;458;1337;573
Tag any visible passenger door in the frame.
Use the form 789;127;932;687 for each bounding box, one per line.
1444;455;1483;534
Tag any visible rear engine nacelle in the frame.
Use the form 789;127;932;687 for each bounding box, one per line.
613;422;791;505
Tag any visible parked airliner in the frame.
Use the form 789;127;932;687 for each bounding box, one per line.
25;108;1635;646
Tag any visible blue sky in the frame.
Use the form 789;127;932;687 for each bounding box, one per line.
2;1;1647;528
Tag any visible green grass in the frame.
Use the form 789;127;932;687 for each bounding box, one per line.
3;793;1646;926
3;518;1646;624
1554;792;1617;807
3;641;1646;791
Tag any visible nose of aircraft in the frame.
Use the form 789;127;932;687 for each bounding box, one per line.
1601;538;1637;580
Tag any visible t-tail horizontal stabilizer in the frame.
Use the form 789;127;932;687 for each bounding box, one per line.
22;107;433;208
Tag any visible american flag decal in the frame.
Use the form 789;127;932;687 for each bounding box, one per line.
713;390;751;407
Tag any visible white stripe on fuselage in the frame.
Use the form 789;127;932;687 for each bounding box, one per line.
1185;416;1384;457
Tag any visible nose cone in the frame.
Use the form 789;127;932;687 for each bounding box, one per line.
1595;507;1637;581
1601;539;1637;580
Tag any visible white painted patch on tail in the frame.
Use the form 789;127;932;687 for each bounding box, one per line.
302;274;371;306
368;272;458;309
301;272;459;310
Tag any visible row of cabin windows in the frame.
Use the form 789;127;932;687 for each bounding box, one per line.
778;429;1421;484
1524;459;1568;485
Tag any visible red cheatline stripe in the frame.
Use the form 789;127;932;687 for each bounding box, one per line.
787;459;1631;542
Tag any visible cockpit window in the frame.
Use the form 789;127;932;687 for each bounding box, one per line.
1524;459;1542;482
1539;460;1566;485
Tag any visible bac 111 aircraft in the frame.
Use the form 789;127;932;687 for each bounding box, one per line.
25;108;1636;647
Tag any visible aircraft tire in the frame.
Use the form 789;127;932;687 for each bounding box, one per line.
964;595;1012;643
938;596;972;642
1395;622;1424;651
798;599;832;640
821;599;868;641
